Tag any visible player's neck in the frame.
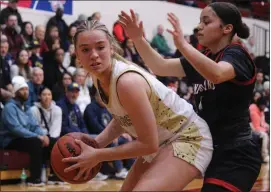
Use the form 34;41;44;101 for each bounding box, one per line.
97;64;113;94
208;38;231;54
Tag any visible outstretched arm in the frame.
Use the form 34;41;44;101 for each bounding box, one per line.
119;10;186;78
167;13;236;84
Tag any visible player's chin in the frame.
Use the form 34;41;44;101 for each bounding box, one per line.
197;38;207;47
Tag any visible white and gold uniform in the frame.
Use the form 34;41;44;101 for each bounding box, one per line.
96;59;213;175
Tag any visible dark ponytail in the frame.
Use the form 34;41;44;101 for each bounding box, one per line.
236;22;250;39
209;2;250;39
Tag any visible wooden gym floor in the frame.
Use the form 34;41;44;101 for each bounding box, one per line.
1;164;269;191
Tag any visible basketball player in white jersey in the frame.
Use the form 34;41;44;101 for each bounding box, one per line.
62;20;213;191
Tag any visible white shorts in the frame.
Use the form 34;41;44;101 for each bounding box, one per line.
142;115;213;176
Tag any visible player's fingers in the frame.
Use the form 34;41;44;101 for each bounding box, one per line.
130;9;137;23
121;11;133;23
118;14;129;24
84;168;92;180
118;20;127;28
62;156;79;163
74;167;87;181
64;162;81;173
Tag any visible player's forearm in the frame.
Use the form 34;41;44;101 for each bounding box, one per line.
133;37;168;75
177;41;224;83
96;139;158;162
95;119;124;148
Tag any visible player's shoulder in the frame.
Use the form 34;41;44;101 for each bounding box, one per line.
223;43;250;58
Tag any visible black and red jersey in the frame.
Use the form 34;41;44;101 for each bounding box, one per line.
181;44;256;145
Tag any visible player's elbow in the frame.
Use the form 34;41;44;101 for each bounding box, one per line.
209;71;227;84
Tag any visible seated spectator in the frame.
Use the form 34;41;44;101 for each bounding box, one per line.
21;21;34;49
0;56;13;113
34;25;48;54
249;97;269;163
250;96;269;132
66;25;77;49
2;14;24;59
74;68;91;114
63;44;77;73
56;82;88;136
52;72;72;102
31;87;62;139
254;70;264;93
29;40;44;68
252;91;262;104
0;0;23;27
43;48;67;90
190;28;199;49
84;87;134;179
121;37;148;71
30;87;64;184
25;67;44;107
10;49;32;81
1;76;47;186
1;40;14;66
263;81;270;124
151;24;173;57
44;25;63;52
0;50;12;93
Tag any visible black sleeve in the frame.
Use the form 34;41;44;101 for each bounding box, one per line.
180;56;202;84
220;46;254;82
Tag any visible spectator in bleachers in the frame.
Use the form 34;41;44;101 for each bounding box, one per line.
2;14;24;59
63;44;77;74
34;25;48;54
26;67;44;107
43;48;67;90
1;40;14;67
21;21;34;49
252;91;262;104
0;45;12;94
29;40;44;68
190;28;199;49
249;96;269;162
88;12;102;22
113;19;128;44
263;81;270;124
30;87;64;184
70;14;87;28
46;6;69;51
10;49;32;81
52;72;72;102
56;82;88;136
0;0;23;27
31;87;62;139
1;76;47;186
254;70;264;93
151;24;173;57
74;68;91;114
44;25;62;52
84;87;134;179
67;25;77;48
121;37;148;71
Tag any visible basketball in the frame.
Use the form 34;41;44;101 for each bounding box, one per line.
50;132;102;184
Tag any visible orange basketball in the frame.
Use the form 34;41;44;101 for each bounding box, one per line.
50;132;102;184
